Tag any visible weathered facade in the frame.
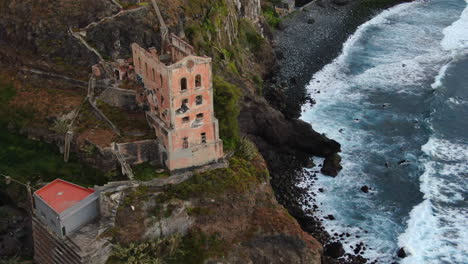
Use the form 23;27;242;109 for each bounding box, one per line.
132;34;224;172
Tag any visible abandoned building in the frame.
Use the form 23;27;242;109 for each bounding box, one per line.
131;34;224;172
33;179;99;239
33;179;104;264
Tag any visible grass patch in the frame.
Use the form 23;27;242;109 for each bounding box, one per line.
156;157;267;203
263;8;282;29
96;100;149;132
0;127;108;204
133;162;168;181
0;76;35;128
108;229;226;264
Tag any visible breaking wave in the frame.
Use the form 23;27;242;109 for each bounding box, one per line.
299;0;468;263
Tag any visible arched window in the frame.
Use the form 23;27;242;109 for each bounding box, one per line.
152;68;155;81
181;78;187;91
145;63;148;76
160;74;163;87
195;75;202;88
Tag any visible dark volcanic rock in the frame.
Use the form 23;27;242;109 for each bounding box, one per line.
333;0;351;6
240;98;341;158
86;7;161;60
321;153;343;176
324;242;345;258
361;185;369;193
397;247;407;258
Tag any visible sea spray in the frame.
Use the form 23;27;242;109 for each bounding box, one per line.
299;0;468;263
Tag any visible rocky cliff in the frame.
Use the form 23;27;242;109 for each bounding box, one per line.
105;156;322;264
0;0;340;263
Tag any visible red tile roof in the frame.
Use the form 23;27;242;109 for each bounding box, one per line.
35;179;95;213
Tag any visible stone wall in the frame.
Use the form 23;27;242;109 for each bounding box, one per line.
116;140;161;166
98;87;137;110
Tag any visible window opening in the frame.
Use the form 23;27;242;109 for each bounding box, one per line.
181;78;187;91
195;75;202;87
196;95;203;105
183;137;189;149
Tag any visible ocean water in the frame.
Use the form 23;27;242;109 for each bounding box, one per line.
298;0;468;263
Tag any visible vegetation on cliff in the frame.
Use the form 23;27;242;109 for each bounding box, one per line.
108;153;321;264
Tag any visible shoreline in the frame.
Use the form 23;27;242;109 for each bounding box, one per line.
263;0;414;263
265;0;412;118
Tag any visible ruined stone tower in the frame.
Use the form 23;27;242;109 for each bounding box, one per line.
132;34;224;172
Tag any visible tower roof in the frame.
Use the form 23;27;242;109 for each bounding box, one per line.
34;179;95;213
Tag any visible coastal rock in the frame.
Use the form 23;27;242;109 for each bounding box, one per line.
306;159;315;168
361;186;369;193
397;247;407;258
333;0;351;6
324;241;345;258
321;153;343;177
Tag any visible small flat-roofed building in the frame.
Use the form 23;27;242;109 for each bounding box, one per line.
34;179;99;238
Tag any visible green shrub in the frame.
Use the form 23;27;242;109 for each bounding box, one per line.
263;9;282;28
213;76;241;150
50;119;69;134
111;235;182;264
236;137;258;161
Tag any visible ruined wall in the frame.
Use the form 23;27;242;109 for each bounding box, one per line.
116;140;161;166
98;87;137;110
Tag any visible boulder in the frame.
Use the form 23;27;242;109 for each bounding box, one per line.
324;242;345;258
321;153;343;177
397;247;407;258
360;186;369;193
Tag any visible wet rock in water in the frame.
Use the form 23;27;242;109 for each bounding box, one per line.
305;159;315;168
324;242;345;258
397;247;407;258
307;18;315;24
361;185;369;193
354;243;362;254
318;188;324;192
321;153;343;177
327;214;335;220
398;160;408;165
333;0;350;5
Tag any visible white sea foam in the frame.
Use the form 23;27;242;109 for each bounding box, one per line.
399;137;468;264
431;62;451;89
300;0;468;263
441;0;468;51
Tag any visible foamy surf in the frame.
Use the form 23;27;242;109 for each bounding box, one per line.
398;1;468;262
299;0;468;263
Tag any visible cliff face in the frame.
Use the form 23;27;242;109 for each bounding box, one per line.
0;0;340;262
0;0;120;75
108;157;322;264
